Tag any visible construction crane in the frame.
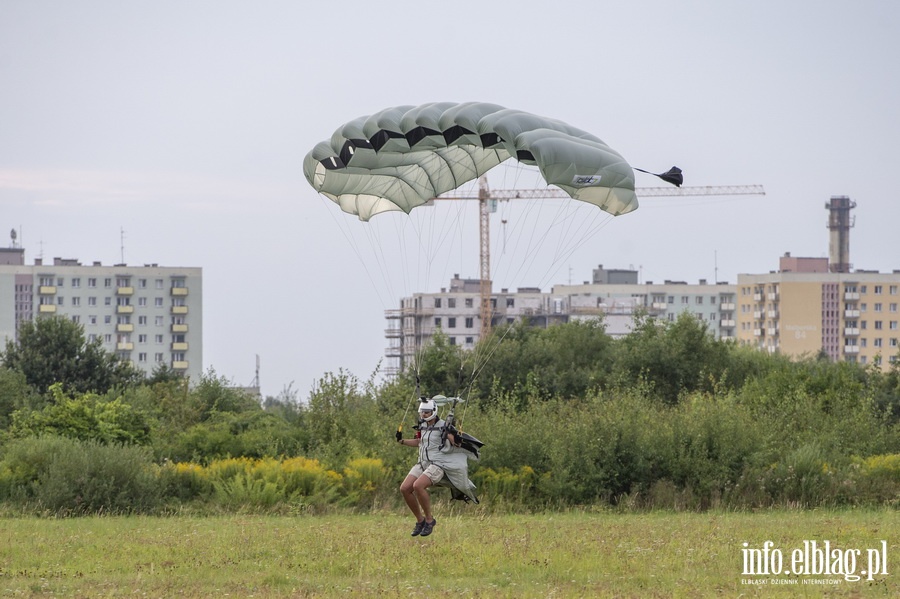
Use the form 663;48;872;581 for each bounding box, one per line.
435;178;766;337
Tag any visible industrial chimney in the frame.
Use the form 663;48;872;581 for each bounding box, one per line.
826;195;856;273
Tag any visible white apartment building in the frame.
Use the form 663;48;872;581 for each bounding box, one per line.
385;269;737;377
0;246;202;381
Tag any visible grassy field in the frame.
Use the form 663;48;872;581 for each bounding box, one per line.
0;508;897;597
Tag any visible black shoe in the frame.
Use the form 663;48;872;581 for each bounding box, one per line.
410;520;425;536
419;518;436;537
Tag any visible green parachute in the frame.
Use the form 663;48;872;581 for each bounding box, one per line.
303;102;677;221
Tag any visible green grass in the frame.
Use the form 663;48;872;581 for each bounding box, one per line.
0;508;897;597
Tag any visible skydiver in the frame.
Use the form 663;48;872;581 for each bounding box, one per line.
396;397;476;537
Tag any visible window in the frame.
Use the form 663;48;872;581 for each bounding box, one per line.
138;316;147;325
874;338;883;347
465;317;474;328
891;303;898;313
139;279;147;289
155;279;164;289
56;296;64;305
668;296;674;304
465;337;474;346
155;353;164;363
104;334;112;343
72;278;80;288
138;353;147;362
155;297;164;307
448;318;457;328
104;278;112;288
71;315;80;324
434;298;442;308
465;298;473;308
57;277;64;287
891;322;898;330
88;278;96;288
875;321;883;330
138;334;147;343
155;335;163;344
105;297;112;306
696;296;703;304
88;297;96;306
89;316;97;325
138;297;147;307
875;285;883;295
875;303;883;312
104;315;112;324
506;298;515;307
710;296;716;304
448;298;456;308
155;316;163;326
891;285;898;295
434;317;441;327
448;338;456;346
88;334;97;342
39;276;53;286
71;297;80;306
681;296;688;304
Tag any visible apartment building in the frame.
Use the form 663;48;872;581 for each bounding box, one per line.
385;270;738;377
0;246;202;380
736;254;900;368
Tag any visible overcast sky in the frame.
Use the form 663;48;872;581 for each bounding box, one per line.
3;1;899;399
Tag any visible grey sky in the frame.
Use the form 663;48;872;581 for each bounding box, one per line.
3;1;899;398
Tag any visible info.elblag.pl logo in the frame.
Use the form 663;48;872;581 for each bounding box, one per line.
741;540;889;584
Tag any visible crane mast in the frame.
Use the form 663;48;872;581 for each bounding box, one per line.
435;178;766;337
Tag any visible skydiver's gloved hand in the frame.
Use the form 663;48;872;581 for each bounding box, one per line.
395;430;403;443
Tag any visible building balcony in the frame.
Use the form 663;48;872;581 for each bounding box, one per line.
720;319;735;327
116;323;134;333
171;323;188;333
720;302;735;311
170;287;188;296
843;345;860;354
116;342;134;351
767;327;779;336
38;285;57;295
767;311;779;319
767;293;779;301
172;361;189;370
844;292;860;300
753;293;763;301
753;328;764;337
117;305;134;314
753;311;763;319
385;309;401;320
38;304;57;313
844;327;860;336
116;286;134;296
651;302;668;310
171;306;188;315
171;342;188;351
845;309;861;318
385;347;402;357
385;328;401;338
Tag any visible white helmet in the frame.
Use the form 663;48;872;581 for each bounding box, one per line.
418;399;438;422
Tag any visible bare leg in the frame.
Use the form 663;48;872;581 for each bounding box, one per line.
400;475;423;521
413;474;434;522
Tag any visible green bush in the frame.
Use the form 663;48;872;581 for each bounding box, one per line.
0;435;159;514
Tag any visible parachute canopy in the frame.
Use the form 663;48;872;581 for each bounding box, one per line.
304;102;640;221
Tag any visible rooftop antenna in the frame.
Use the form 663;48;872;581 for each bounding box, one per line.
120;227;126;264
9;228;17;248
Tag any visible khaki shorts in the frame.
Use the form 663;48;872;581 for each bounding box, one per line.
408;463;445;484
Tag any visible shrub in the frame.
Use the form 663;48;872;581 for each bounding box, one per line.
0;435;159;514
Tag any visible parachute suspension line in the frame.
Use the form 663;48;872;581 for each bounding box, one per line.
319;196;393;310
536;209;616;290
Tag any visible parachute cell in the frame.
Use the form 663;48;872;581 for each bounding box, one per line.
303;102;640;220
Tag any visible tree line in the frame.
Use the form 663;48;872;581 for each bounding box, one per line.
0;314;898;514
